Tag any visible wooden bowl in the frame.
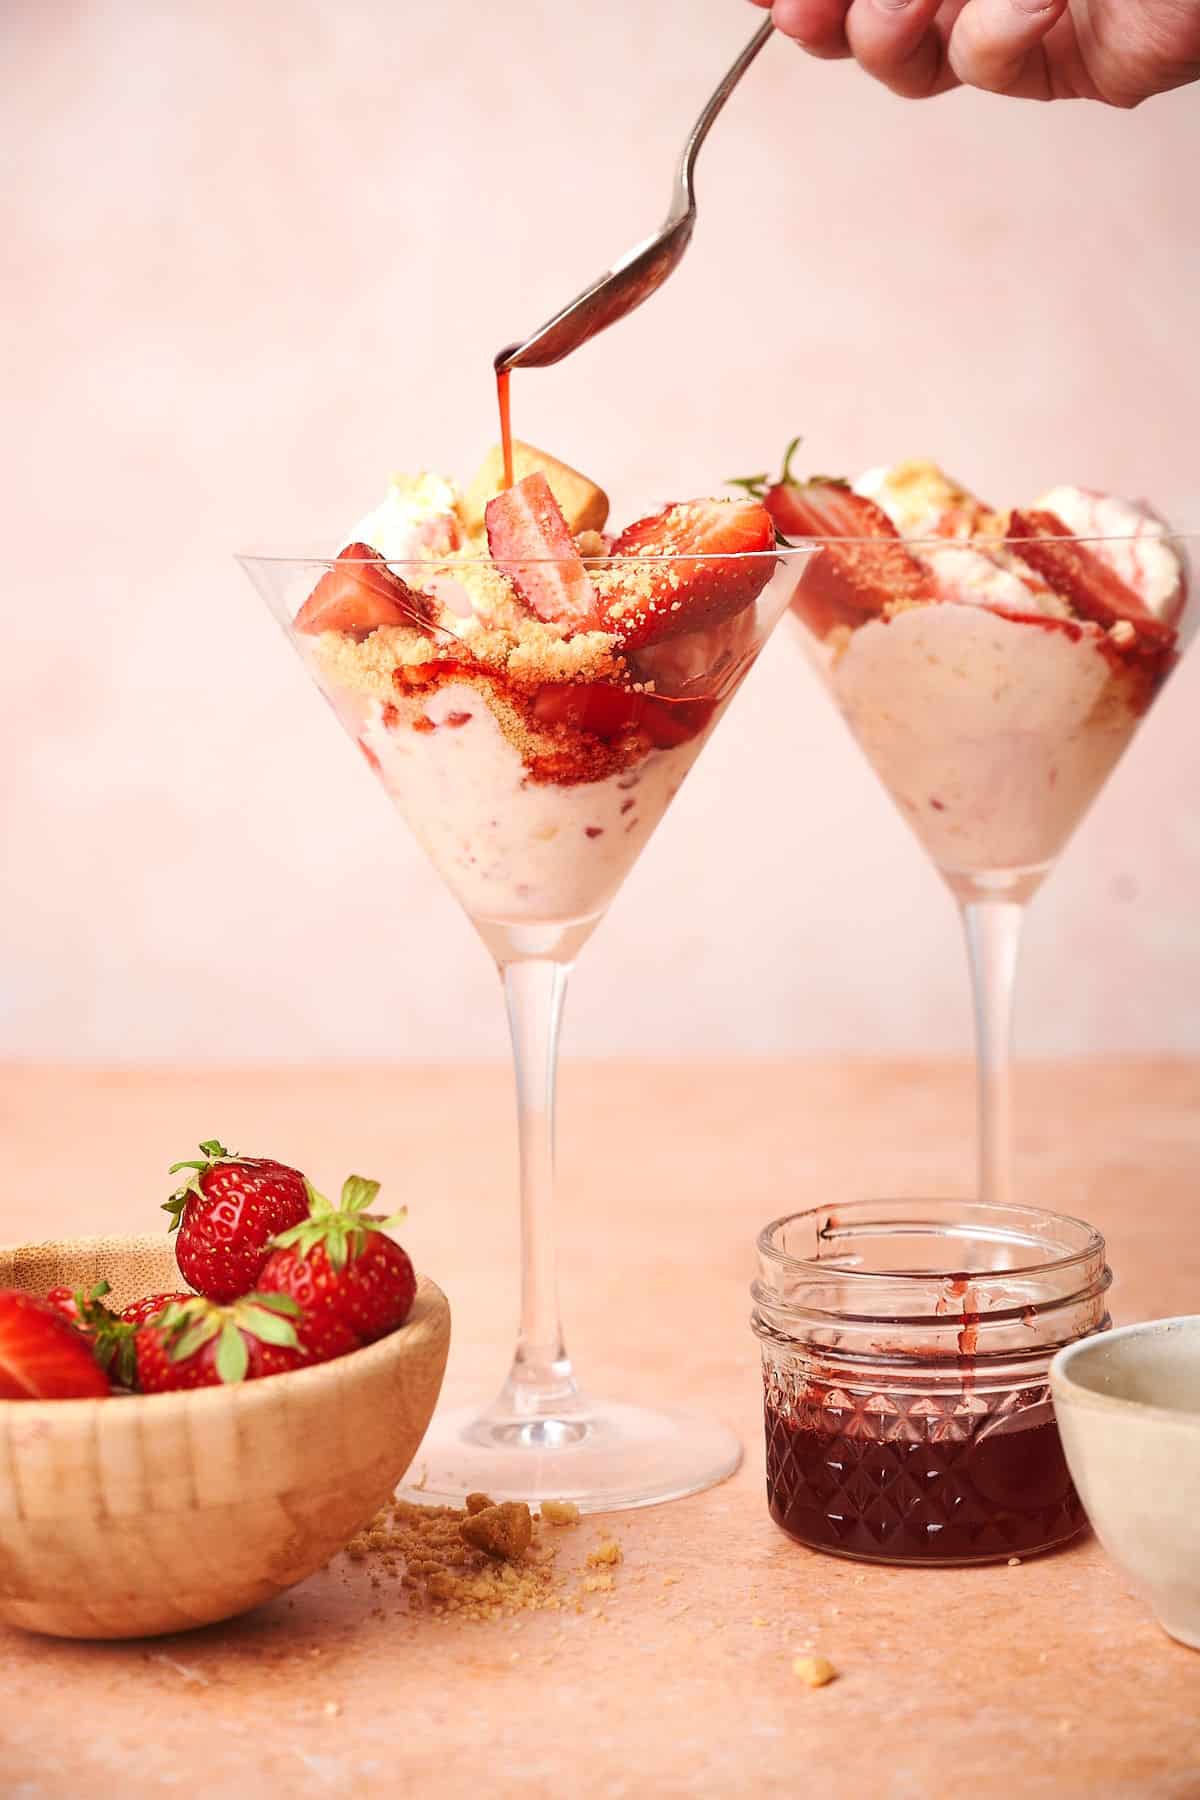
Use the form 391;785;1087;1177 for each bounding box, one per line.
0;1234;451;1639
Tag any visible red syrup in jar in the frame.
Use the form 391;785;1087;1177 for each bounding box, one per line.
764;1377;1086;1565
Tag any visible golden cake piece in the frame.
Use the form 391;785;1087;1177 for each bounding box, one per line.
461;439;609;536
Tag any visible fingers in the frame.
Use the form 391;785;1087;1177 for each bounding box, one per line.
769;0;853;57
844;0;955;98
947;0;1068;96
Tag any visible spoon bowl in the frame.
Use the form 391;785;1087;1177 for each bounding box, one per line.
496;19;773;374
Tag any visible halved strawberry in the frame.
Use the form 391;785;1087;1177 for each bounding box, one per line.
485;473;596;627
294;543;438;640
1009;510;1177;646
0;1290;111;1400
602;498;775;650
765;481;936;638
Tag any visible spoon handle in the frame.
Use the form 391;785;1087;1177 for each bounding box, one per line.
675;18;775;210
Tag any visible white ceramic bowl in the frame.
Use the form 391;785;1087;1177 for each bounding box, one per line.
0;1234;451;1638
1051;1316;1200;1650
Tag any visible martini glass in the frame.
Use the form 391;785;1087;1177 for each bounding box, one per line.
786;528;1194;1208
241;545;808;1509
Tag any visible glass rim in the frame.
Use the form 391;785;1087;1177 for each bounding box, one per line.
756;1198;1107;1284
236;530;1199;569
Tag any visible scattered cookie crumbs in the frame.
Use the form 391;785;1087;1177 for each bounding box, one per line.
581;1573;615;1594
461;1502;534;1560
661;1574;680;1587
540;1499;581;1527
751;1615;768;1629
323;1701;341;1718
343;1499;561;1620
587;1540;623;1568
793;1656;837;1689
1007;1557;1022;1567
465;1492;494;1515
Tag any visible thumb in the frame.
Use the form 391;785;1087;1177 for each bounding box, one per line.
948;0;1068;96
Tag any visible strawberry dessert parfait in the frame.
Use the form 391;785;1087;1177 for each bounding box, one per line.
742;443;1192;1211
243;443;803;1510
751;450;1189;892
288;442;776;962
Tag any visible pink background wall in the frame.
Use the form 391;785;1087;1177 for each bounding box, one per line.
4;0;1199;1061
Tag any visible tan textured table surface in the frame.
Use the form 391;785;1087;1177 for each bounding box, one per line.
1;1059;1198;1799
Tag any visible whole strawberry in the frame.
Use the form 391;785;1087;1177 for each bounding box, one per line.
135;1293;307;1393
44;1280;114;1331
45;1279;140;1389
164;1139;310;1303
257;1175;415;1358
120;1291;193;1329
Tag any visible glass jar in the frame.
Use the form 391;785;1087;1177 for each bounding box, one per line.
751;1200;1111;1566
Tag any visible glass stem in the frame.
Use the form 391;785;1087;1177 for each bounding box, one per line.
496;957;579;1419
960;900;1025;1208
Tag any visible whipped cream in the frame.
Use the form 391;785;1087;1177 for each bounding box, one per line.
854;461;988;540
352;473;462;563
1033;485;1185;625
920;544;1066;619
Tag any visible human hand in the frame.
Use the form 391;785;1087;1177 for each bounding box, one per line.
748;0;1200;106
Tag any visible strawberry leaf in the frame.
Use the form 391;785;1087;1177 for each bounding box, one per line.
171;1317;220;1362
726;435;804;503
90;1317;138;1389
249;1292;301;1319
726;470;769;498
340;1175;381;1216
305;1180;334;1218
215;1322;249;1384
240;1306;301;1350
327;1226;351;1274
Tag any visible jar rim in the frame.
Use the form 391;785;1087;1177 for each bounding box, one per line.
756;1198;1106;1285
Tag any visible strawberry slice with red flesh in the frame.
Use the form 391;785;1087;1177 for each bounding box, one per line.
531;682;715;752
294;543;438;641
767;482;936;638
485;473;596;627
0;1290;112;1400
1009;510;1177;647
603;499;775;650
531;683;646;742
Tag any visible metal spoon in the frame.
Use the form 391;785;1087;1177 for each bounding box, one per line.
494;19;775;375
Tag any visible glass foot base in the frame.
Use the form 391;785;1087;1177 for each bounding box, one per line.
396;1397;742;1513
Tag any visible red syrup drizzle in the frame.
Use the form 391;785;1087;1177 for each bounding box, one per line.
497;368;514;490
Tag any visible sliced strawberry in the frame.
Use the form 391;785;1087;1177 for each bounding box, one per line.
642;695;715;749
1009;510;1177;646
0;1291;111;1400
531;682;646;743
765;481;936;638
294;543;438;641
485;473;596;627
631;605;758;701
602;498;775;650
